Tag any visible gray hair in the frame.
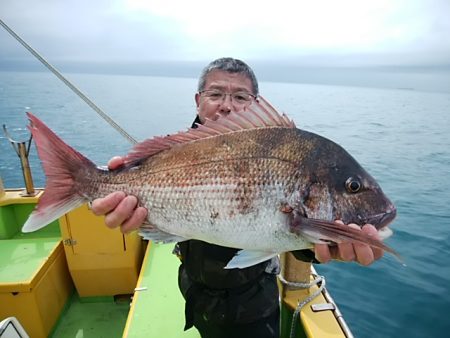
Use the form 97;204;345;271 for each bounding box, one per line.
197;57;259;95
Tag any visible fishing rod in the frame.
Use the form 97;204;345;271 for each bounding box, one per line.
0;18;138;145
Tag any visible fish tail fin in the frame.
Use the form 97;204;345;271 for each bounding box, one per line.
22;112;97;232
295;217;403;263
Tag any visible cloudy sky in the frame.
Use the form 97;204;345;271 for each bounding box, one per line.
1;0;449;69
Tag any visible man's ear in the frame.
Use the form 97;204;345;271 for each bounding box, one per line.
195;93;200;108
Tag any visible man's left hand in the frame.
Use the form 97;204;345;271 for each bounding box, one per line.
314;221;384;266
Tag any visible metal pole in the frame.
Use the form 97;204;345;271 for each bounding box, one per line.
17;142;35;196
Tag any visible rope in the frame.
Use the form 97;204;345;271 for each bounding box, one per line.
279;273;326;338
0;18;138;145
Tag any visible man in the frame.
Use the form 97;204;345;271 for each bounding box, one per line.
92;58;383;337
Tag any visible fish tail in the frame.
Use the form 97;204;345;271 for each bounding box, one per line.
22;112;97;232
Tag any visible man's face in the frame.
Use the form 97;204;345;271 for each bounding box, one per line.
195;70;255;123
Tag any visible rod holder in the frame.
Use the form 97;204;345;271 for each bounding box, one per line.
3;123;37;196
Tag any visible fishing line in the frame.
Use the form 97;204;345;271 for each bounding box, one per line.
0;18;138;145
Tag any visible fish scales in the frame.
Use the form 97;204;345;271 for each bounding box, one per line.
83;128;308;251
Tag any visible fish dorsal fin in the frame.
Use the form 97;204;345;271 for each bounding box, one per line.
125;96;295;163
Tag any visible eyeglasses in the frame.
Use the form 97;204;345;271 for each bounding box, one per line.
199;89;256;105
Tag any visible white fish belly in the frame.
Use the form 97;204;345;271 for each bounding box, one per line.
140;183;312;251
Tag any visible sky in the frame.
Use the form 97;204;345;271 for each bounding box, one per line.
1;0;450;91
1;0;450;66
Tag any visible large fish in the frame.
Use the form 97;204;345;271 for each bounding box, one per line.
22;97;397;268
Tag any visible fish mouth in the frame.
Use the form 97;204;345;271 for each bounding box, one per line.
362;205;397;230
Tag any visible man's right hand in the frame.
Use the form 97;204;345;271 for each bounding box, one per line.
91;156;148;233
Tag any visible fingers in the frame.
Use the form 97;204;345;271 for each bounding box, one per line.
91;191;126;216
121;207;148;233
338;223;379;266
314;221;355;263
337;221;356;261
315;244;341;263
314;243;332;263
92;192;148;233
104;195;139;230
361;224;384;262
91;156;145;233
348;224;383;266
108;156;125;170
314;221;384;266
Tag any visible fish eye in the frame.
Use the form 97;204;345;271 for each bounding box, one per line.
345;177;362;193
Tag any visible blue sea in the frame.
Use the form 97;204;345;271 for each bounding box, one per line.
1;70;449;338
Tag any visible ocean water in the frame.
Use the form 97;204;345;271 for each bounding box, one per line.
1;71;449;338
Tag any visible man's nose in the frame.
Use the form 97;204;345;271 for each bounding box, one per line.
218;94;233;112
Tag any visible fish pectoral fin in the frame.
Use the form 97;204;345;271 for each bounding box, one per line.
291;216;401;261
139;225;188;243
225;250;278;269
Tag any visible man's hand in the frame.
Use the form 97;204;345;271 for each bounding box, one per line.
314;221;384;266
91;156;148;233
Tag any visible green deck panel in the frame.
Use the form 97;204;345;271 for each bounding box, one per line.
0;205;19;239
0;237;60;284
0;203;61;239
50;293;130;338
125;243;201;338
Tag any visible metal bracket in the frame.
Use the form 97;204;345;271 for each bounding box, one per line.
311;303;336;312
63;239;77;246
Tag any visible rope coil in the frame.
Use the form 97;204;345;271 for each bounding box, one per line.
279;273;326;338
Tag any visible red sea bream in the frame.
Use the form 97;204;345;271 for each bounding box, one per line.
22;97;397;268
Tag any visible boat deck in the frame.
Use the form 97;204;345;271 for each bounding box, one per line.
50;293;130;338
124;243;200;337
50;243;201;338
